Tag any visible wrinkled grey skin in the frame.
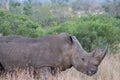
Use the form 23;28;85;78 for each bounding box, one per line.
0;33;108;76
0;36;42;43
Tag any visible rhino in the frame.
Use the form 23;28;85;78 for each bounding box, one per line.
0;33;108;76
0;36;40;43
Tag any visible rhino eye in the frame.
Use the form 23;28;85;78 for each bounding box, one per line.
81;58;85;61
94;64;98;67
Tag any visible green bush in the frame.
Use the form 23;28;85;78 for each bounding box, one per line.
0;10;43;37
0;10;119;51
45;14;120;51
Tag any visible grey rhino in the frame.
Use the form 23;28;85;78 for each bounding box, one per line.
0;33;108;76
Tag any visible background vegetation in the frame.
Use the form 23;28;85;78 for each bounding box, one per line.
0;0;120;51
0;0;120;80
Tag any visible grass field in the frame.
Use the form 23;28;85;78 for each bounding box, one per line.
0;53;120;80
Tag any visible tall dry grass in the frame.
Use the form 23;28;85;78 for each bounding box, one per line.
0;53;120;80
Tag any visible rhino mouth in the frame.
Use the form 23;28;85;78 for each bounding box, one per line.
86;70;97;76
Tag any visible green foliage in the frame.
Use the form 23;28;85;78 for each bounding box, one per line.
0;10;43;37
29;4;71;27
30;5;53;27
23;0;33;16
10;1;22;15
102;0;120;18
45;14;120;51
0;10;119;52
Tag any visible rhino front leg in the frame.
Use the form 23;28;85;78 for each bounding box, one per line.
34;67;55;80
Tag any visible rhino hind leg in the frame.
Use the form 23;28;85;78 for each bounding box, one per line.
0;63;5;75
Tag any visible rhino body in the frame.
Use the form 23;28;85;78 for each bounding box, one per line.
0;33;108;76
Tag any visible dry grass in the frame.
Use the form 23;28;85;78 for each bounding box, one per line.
0;54;120;80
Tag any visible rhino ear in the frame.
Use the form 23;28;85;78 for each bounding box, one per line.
70;36;79;44
69;36;76;45
95;46;108;64
70;36;85;50
69;36;73;44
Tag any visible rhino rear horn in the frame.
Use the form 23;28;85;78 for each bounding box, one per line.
90;48;98;57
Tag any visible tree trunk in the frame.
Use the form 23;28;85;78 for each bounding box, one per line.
3;0;9;10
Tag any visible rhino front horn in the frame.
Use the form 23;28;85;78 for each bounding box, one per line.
95;46;108;65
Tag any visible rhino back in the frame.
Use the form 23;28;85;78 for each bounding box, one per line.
0;36;41;43
0;33;72;71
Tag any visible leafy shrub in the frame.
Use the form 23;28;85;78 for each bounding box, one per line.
0;10;43;37
45;14;120;51
0;10;119;51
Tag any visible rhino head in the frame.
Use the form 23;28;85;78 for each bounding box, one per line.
70;36;108;76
